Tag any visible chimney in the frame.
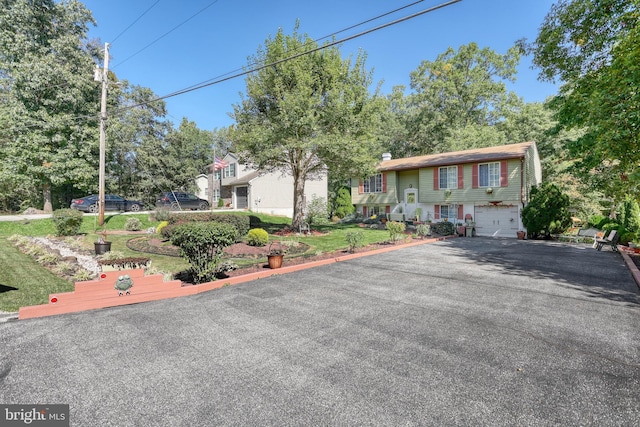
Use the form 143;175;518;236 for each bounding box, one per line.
382;152;392;161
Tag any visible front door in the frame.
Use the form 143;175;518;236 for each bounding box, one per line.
404;188;418;219
236;186;248;209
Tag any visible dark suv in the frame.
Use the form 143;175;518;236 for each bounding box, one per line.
156;192;210;210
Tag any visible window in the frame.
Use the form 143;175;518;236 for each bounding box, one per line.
362;173;383;193
366;205;386;216
479;162;500;187
439;205;451;220
439;166;458;189
223;163;236;179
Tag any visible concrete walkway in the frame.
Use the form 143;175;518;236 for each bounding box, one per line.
1;238;638;425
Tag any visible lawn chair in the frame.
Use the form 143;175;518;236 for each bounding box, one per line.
595;230;619;252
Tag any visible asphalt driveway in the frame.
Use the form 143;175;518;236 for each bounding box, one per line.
1;238;639;426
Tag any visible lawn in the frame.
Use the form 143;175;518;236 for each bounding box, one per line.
0;212;391;312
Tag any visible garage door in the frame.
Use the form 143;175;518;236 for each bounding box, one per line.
474;206;519;237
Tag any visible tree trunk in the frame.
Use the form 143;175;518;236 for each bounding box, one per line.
291;171;306;230
42;183;53;213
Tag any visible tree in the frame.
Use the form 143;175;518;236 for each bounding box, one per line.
232;25;383;229
105;81;170;205
521;182;572;238
0;0;100;212
402;42;522;155
528;0;640;201
332;187;355;219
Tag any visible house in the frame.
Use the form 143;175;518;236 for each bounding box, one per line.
200;153;328;218
351;141;542;237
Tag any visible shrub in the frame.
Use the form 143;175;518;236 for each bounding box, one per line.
125;217;143;231
416;223;431;238
217;198;224;208
170;222;238;284
344;230;365;253
306;194;330;225
386;221;406;243
167;212;250;240
431;220;455;236
621;196;640;236
521;182;571;238
246;228;269;246
52;208;83;236
333;187;355;219
588;214;606;228
156;221;169;235
153;207;172;222
620;232;636;245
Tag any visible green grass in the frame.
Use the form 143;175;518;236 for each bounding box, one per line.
0;212;392;312
0;243;74;312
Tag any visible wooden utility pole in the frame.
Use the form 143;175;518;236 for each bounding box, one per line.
98;42;110;226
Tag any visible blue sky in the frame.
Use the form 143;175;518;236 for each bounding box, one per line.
82;0;559;131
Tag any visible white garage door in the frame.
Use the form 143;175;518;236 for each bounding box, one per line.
474;206;520;237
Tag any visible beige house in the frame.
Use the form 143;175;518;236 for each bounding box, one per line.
200;153;328;218
352;141;542;237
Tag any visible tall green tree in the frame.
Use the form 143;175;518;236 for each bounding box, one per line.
105;81;170;204
403;42;522;155
0;0;100;211
232;25;383;228
529;0;640;202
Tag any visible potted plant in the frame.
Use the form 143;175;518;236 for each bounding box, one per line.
267;242;286;269
94;228;112;255
517;230;526;240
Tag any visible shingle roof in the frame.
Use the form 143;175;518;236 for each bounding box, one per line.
377;141;535;172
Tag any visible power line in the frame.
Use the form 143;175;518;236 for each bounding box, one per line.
119;0;462;113
111;0;161;44
147;0;435;103
112;0;220;68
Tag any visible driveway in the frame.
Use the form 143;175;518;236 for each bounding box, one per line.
1;238;638;426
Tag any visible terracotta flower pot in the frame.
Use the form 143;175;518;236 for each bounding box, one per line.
267;254;283;269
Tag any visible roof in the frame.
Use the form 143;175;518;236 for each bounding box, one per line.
224;170;260;186
377;141;536;172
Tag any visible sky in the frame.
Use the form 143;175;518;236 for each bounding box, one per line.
82;0;559;131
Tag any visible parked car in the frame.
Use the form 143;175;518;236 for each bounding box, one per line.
70;194;144;213
156;192;210;210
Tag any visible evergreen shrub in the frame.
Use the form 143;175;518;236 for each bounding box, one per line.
246;228;269;246
431;220;455;236
52;208;83;236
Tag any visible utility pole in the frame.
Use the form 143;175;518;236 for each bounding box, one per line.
98;42;110;226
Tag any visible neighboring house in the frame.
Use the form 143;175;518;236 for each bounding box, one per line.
199;153;328;218
352;141;542;237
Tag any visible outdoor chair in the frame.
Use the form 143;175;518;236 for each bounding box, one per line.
595;230;619;252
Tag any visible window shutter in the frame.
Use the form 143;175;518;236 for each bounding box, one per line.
385;205;390;214
358;180;363;194
458;205;464;220
433;168;439;190
363;206;367;217
500;160;508;187
458;165;464;189
472;164;479;188
434;205;440;219
382;173;387;193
